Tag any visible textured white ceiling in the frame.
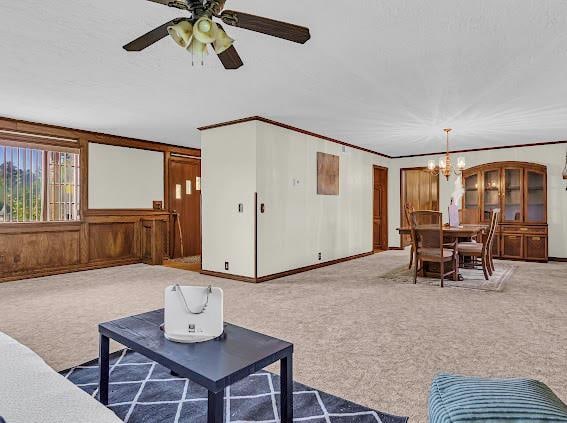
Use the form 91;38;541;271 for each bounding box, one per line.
1;0;567;155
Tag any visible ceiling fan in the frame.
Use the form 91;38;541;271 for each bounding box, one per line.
123;0;311;69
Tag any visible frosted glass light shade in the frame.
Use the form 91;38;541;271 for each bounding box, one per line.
187;38;209;56
193;17;217;44
167;21;193;48
438;158;446;169
427;159;436;170
213;27;235;54
457;156;466;170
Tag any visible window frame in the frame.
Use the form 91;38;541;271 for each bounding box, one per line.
0;131;82;225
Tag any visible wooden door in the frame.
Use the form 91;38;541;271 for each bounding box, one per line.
168;158;201;258
373;166;388;251
400;168;439;247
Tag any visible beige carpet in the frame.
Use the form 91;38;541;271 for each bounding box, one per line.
0;250;566;422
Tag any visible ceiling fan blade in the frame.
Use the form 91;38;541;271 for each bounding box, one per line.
217;45;244;69
220;11;310;44
123;19;181;51
146;0;188;10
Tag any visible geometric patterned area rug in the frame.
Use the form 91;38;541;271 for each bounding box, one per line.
380;262;515;292
61;349;408;423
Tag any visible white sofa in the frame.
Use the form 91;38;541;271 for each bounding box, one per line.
0;331;121;423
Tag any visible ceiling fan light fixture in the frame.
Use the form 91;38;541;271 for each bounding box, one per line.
213;27;234;54
167;20;193;48
186;38;209;56
193;17;218;44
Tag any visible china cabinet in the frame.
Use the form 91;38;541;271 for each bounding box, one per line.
462;162;547;261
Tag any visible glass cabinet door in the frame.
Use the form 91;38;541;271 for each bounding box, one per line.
482;168;501;222
464;173;479;209
502;168;522;222
525;170;546;222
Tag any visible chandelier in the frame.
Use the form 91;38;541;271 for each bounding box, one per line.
427;128;466;181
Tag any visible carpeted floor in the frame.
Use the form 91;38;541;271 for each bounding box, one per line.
0;250;566;422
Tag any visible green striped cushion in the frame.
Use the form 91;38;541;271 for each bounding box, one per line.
429;373;567;422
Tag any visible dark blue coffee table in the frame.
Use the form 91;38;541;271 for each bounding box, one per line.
98;309;293;423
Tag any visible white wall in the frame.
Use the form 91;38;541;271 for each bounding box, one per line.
200;121;392;278
256;122;390;276
389;143;567;258
201;122;258;277
88;143;163;209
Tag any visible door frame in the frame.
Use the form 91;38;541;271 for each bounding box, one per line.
372;165;389;251
399;166;440;248
167;155;202;258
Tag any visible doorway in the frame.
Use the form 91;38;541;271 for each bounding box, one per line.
168;157;201;262
373;166;388;251
400;167;439;247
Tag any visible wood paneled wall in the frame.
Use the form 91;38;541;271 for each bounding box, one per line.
0;117;200;283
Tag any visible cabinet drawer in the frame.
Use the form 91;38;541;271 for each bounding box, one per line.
524;235;547;261
501;234;523;259
500;225;547;234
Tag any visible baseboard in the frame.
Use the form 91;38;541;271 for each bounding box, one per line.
388;247;404;250
549;257;567;262
0;257;141;284
200;270;258;283
201;251;374;283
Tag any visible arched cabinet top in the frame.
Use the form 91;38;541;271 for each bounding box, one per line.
463;161;547;175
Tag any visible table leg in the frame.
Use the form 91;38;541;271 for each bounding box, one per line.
280;353;293;423
98;334;110;405
207;390;224;423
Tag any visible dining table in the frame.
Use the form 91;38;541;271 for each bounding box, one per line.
397;224;489;280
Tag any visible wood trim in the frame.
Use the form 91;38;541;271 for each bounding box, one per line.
0;221;81;234
394;140;567;158
0;116;201;156
388;247;404;250
84;209;172;216
200;251;374;283
464;161;547;175
399;166;440;248
197;116;567;159
372;165;388;250
199;270;258;283
198;116;392;159
0;258;140;284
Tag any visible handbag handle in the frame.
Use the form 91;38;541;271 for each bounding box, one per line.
173;284;212;315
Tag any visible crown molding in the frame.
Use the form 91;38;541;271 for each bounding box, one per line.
198;116;393;159
199;116;567;160
0;116;201;156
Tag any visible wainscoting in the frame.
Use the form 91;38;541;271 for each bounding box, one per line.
0;210;169;283
0;116;200;283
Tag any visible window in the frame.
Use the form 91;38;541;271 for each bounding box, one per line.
0;143;80;223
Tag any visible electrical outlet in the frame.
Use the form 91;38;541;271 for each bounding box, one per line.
318;252;322;261
225;261;229;271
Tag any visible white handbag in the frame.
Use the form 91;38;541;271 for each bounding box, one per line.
164;284;224;343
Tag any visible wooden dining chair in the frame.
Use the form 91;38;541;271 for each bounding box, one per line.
404;203;416;269
410;211;458;287
456;209;500;280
